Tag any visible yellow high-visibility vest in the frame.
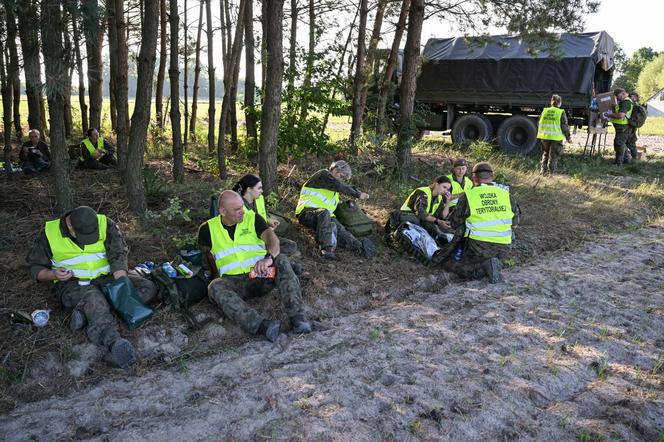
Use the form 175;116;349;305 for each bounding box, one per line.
81;137;105;158
295;185;340;216
208;211;266;276
253;195;268;222
400;186;442;216
537;107;565;141
44;215;110;281
611;99;633;126
447;174;473;207
465;185;514;245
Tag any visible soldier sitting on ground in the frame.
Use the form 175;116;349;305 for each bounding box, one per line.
443;162;520;283
385;175;453;246
295;160;375;260
19;129;51;174
198;191;312;342
26;206;157;368
78;128;118;170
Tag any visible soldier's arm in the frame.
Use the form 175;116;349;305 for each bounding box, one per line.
412;192;435;223
510;193;521;228
307;169;362;198
26;230;56;282
104;219;129;278
560;112;571;140
197;222;218;279
450;195;469;230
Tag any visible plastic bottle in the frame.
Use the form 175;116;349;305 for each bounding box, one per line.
162;262;178;278
78;280;91;286
31;310;50;327
453;246;464;262
176;263;194;278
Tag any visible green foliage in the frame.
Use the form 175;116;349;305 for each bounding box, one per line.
613;47;660;93
143;165;171;198
469;141;495;159
637;53;664;100
145;197;191;222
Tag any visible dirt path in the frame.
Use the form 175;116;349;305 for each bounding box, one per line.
2;224;663;441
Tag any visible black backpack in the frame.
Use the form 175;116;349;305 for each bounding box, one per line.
150;266;211;329
629;103;647;128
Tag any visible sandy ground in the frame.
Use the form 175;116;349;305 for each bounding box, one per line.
1;222;662;441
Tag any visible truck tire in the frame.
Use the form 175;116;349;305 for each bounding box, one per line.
451;114;493;145
497;115;538;155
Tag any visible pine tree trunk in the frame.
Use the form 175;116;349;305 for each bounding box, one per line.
110;0;130;172
377;0;409;134
127;0;160;215
62;21;74;138
5;3;22;138
244;0;257;151
1;39;12;168
357;0;387;129
396;0;423;180
260;0;267;94
205;0;216;154
349;0;368;152
108;4;119;132
169;0;184;183
217;0;245;178
285;0;297;120
155;0;167;127
17;0;42;131
41;0;73;211
258;0;283;196
68;2;89;133
189;0;204;140
297;0;315;124
82;0;105;131
183;0;189;147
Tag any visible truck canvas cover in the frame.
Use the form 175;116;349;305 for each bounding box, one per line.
416;32;615;107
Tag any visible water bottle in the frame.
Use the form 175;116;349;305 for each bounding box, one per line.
453;245;464;262
31;310;50;327
162;262;178;278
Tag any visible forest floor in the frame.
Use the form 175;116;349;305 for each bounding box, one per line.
1;136;663;440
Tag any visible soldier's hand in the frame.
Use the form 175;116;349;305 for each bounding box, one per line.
54;268;73;282
269;218;280;229
566;137;572;144
437;219;451;230
253;258;273;277
359;192;369;200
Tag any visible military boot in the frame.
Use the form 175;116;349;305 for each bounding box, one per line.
482;257;503;284
360;238;375;259
290;315;312;334
259;320;282;343
320;248;337;260
109;338;137;369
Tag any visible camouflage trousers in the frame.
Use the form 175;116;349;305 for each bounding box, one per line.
614;126;630;165
297;208;361;251
53;271;157;348
540;140;563;174
442;239;510;280
207;254;304;335
625;127;637;162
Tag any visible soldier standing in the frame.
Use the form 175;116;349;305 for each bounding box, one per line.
626;91;641;162
443;163;520;283
199;191;311;342
605;88;633;165
537;94;572;175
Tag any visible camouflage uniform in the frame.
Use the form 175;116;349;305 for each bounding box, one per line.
386;188;447;240
442;185;520;279
297;169;364;252
78;137;117;169
625;126;638;162
26;215;156;347
613;99;633;165
540;112;570;174
243;198;299;256
207;254;304;334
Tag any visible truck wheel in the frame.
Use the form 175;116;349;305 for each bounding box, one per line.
497;116;538;155
451;114;493;145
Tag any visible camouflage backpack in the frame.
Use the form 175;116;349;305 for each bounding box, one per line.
150;266;210;329
628;103;647;128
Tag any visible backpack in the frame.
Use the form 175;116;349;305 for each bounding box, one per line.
629;103;647;128
334;200;374;237
149;266;211;329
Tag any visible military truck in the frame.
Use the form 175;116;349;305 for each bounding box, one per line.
385;31;615;154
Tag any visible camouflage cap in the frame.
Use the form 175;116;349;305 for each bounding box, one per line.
472;162;494;174
453;158;467;167
69;206;99;245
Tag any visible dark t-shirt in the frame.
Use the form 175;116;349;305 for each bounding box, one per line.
197;215;269;249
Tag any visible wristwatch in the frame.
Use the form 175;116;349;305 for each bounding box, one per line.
264;253;274;261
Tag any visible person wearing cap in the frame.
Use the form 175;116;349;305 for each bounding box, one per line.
295;160;375;260
537;94;572;175
447;158;473;209
443;162;520;283
199;191;312;343
78;128;117;170
26;206;157;368
626;91;640;162
604;89;633;165
386;175;453;245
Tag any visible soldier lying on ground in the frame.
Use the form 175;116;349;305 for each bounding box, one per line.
198;191;312;342
295;160;375;260
26;206;157;368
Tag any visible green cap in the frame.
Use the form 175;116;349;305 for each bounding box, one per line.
453;158;467;167
69;206;99;245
